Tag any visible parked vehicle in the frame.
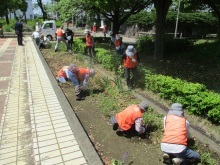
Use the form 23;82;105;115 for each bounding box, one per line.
40;20;56;41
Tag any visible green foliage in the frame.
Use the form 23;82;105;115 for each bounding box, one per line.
3;24;11;32
111;159;123;165
136;35;154;56
201;153;218;165
95;48;121;72
143;112;163;130
144;71;220;122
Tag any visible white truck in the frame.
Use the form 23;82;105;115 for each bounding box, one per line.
40;20;56;41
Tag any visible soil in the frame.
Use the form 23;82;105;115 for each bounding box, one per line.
40;40;220;165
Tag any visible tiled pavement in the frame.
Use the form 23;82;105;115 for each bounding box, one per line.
0;37;103;165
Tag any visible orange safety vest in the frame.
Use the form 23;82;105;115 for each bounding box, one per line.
76;68;90;81
116;105;143;131
57;66;69;78
103;25;107;32
86;35;93;46
123;53;138;68
56;28;63;37
161;115;187;146
92;25;97;32
114;37;121;47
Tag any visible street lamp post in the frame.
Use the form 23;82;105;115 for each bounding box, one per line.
174;0;181;39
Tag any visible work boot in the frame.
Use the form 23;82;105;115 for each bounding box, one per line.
113;123;118;131
172;158;183;165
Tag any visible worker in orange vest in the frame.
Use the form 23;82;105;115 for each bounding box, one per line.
103;23;107;38
92;22;97;36
114;34;123;55
161;103;201;165
110;101;148;137
55;25;69;52
57;64;95;100
84;29;95;57
119;45;140;89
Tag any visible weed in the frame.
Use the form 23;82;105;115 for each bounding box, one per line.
112;77;124;91
201;153;217;165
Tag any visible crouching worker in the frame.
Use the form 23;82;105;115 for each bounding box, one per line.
40;35;51;49
161;103;201;165
110;101;148;137
57;64;95;101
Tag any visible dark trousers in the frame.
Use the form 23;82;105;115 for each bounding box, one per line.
16;32;23;45
125;67;138;86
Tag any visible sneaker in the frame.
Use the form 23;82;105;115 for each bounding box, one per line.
172;158;183;165
163;153;170;163
163;153;170;160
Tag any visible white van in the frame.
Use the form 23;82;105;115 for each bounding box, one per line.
40;20;56;41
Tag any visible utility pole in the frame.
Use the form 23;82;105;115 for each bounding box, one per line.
174;0;181;39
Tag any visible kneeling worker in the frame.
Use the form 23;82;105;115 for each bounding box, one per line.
161;103;201;165
57;64;95;100
110;101;148;137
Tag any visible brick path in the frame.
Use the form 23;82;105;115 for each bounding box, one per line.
0;37;103;165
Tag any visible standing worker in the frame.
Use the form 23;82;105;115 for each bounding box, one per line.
103;23;107;38
35;22;41;33
31;30;40;47
85;29;95;57
161;103;201;165
92;22;97;36
66;28;74;51
14;19;23;46
114;34;122;55
119;45;140;89
110;101;149;137
54;25;68;52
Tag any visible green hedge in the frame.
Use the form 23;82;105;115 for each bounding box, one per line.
144;70;220;122
73;37;220;123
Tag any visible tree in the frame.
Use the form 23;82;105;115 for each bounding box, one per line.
37;0;47;20
59;0;151;35
0;0;27;24
152;0;172;59
184;0;220;39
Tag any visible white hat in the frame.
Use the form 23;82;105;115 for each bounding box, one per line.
171;103;183;111
115;34;120;40
68;64;78;72
126;45;136;56
89;69;95;77
139;101;148;111
84;29;90;34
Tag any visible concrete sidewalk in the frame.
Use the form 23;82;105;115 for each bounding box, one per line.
0;37;103;165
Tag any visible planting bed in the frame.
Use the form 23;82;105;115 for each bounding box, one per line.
40;44;220;164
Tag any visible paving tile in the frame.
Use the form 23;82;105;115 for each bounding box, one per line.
57;134;75;143
60;145;80;155
55;130;73;138
40;149;61;160
40;156;63;165
59;140;77;149
39;144;59;154
62;150;84;161
38;137;57;146
64;157;87;165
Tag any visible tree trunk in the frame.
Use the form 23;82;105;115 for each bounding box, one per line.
112;15;120;35
5;14;9;24
217;17;220;39
153;0;172;60
37;0;47;21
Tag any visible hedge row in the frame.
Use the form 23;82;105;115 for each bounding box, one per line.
73;38;220;123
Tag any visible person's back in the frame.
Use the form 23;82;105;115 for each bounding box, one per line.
161;103;201;165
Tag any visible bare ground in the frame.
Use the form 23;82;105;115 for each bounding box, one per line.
41;44;220;165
